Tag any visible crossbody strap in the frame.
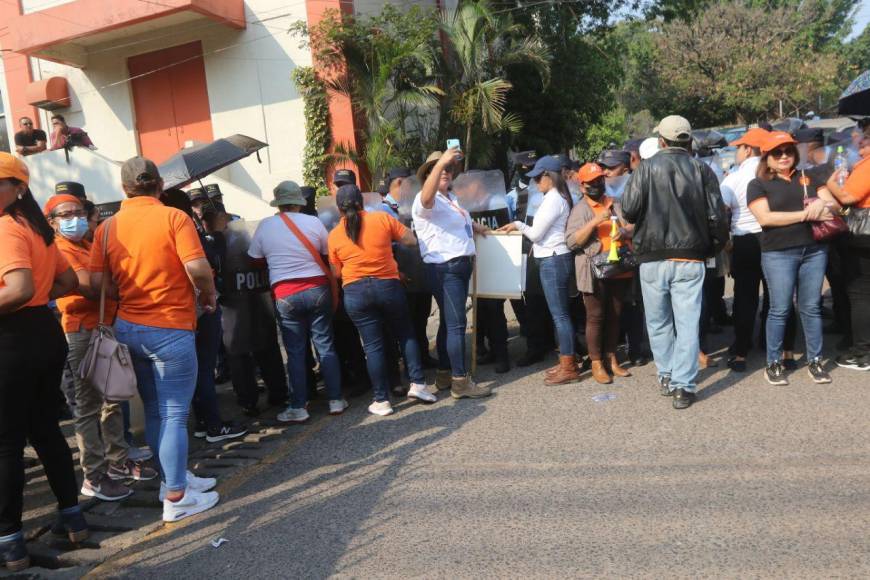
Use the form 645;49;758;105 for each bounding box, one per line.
98;217;112;325
278;212;338;311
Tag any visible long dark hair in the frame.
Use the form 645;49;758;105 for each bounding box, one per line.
757;148;801;181
337;185;365;244
544;170;573;210
4;180;54;246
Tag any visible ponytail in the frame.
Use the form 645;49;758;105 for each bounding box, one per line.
5;183;55;247
343;203;363;244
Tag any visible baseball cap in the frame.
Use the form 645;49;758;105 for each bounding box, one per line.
598;150;631;168
336;184;363;209
270;180;306;207
623;139;643;153
204;183;223;198
655;115;692;141
510;150;538;168
729;128;770;148
43;194;82;217
761;131;798;154
639;137;661;160
794;128;824;145
300;186;316;199
0;152;29;184
55;181;86;200
333;169;357;187
187;187;209;203
568;159;582;171
577;163;605;183
386;167;411;187
525;155;563;178
121;156;160;190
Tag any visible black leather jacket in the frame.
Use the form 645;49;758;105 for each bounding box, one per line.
622;147;728;263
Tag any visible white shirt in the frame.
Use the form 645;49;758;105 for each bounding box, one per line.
248;212;329;285
412;191;476;264
514;188;571;257
720;156;762;235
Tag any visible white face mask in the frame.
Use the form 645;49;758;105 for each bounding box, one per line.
605;175;629;198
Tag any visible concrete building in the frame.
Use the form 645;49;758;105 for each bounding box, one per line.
0;0;443;217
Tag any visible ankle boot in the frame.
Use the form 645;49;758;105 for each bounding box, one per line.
545;355;582;385
450;375;491;399
590;360;612;384
606;353;631;377
0;533;29;572
434;369;452;391
546;354;581;377
50;508;89;543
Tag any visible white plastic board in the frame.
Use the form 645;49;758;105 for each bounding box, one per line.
474;232;526;299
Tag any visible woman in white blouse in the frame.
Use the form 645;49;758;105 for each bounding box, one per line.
500;155;580;384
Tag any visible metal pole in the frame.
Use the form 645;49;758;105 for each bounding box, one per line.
471;249;478;377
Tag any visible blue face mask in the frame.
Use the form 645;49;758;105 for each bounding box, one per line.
59;216;89;241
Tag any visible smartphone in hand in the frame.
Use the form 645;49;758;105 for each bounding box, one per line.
446;138;463;161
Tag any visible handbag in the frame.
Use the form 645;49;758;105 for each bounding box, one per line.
278;213;339;311
846;206;870;245
78;218;138;401
800;170;848;242
590;208;637;279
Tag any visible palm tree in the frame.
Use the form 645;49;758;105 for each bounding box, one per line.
441;0;550;169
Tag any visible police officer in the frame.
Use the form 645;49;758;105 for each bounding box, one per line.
334;169;357;188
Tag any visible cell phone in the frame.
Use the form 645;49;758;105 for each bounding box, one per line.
446;138;463;161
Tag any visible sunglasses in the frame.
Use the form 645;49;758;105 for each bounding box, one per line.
769;147;797;158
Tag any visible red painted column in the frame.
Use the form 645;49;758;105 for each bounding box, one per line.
0;0;39;130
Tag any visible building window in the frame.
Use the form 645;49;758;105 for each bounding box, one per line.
0;94;10;153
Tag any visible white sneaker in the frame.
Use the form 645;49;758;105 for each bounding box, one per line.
162;488;220;523
407;383;437;403
368;401;394;416
277;407;309;423
328;399;349;415
126;446;153;462
159;471;217;501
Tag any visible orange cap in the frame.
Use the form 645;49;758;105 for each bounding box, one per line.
43;194;83;217
0;152;29;184
730;127;770;148
761;131;798;154
578;162;605;183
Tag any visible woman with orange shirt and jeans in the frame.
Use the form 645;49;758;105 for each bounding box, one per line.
566;163;634;384
329;185;437;416
0;153;85;571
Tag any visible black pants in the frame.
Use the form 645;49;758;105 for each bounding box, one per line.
230;341;288;409
511;293;554;355
846;246;870;358
476;298;508;359
406;292;433;359
731;233;795;357
826;235;853;337
0;307;79;535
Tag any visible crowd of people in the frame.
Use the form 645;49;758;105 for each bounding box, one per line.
2;110;869;571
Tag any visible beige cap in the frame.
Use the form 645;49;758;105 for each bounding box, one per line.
655;115;692;142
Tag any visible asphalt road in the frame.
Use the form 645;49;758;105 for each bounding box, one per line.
91;322;870;579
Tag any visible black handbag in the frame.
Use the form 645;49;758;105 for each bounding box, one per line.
847;206;870;246
590;247;638;279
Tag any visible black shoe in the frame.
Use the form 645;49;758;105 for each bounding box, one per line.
193;421;207;439
421;355;439;369
782;358;798;371
516;349;547;367
580;356;592;372
50;509;89;543
241;404;261;417
765;362;788;386
835;352;870;371
807;359;832;384
0;534;29;571
659;375;672;396
727;357;746;372
494;358;510;374
632;355;650;367
205;422;248;444
672;388;695;409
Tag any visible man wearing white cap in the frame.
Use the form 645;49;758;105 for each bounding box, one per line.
622;116;728;410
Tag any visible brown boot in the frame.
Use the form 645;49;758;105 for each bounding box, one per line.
545;354;581;377
590;360;612;384
545;355;582;385
606;353;631;377
450;375;491;399
434;369;452;391
698;352;709;370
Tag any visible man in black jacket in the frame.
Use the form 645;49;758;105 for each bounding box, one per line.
622;115;728;409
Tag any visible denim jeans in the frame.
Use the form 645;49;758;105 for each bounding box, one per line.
425;256;472;377
639;260;706;392
275;285;342;408
193;308;223;431
761;244;828;364
343;278;425;402
538;253;575;357
114;318;197;492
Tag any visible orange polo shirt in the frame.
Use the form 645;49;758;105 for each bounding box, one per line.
55;236;117;332
0;213;69;309
89;196;205;331
844;156;870;209
586;195;634;278
328;211;407;286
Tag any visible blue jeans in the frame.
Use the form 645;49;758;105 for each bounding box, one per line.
114;318;196;492
343;278;425;402
425;257;472;377
639;260;706;392
761;244;828;364
275;285;342;408
538;253;575;357
193;308;222;431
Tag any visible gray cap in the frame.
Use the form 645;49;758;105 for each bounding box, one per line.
121;157;160;189
655;115;692;141
270;180;306;207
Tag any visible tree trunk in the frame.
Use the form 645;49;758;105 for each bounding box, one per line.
465;122;473;171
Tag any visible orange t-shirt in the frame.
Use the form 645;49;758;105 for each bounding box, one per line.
0;214;69;309
55;236;117;333
328;211;407;286
586;196;634;278
89;196;205;331
844;155;870;209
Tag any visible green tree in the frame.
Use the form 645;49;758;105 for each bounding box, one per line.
575;106;629;161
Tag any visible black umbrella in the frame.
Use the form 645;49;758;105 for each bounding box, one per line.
159;134;268;189
838;70;870;117
771;117;806;135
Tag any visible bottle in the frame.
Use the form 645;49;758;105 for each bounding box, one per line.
834;145;848;187
607;215;620;263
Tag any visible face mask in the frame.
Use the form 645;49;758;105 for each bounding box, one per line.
59;216;89;241
585;183;606;199
605;175;629;198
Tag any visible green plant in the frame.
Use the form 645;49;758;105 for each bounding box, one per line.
292;66;331;197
